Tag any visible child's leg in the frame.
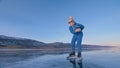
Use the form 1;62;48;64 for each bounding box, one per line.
77;33;83;53
70;35;77;52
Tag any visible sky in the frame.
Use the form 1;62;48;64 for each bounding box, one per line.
0;0;120;46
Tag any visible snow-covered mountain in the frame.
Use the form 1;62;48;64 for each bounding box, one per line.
0;35;45;47
0;35;115;49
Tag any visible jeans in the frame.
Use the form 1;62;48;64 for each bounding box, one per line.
70;32;83;53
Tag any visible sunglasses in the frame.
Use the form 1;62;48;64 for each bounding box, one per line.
68;21;73;23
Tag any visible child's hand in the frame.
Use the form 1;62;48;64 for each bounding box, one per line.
75;28;81;32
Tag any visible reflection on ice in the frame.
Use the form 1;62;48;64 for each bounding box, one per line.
0;49;120;68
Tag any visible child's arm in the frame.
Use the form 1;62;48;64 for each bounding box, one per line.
75;28;81;32
77;23;84;30
69;27;75;34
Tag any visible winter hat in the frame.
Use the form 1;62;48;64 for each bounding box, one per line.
68;16;74;23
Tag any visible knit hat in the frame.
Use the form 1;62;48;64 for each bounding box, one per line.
68;16;74;23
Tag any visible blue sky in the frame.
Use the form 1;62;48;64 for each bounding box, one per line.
0;0;120;46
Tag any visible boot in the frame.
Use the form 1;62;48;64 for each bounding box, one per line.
69;51;75;57
67;52;75;59
77;52;81;58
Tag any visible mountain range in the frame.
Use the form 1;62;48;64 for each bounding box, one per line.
0;35;115;49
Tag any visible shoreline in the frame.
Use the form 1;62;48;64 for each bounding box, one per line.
0;47;115;54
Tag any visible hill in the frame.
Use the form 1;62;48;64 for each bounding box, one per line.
0;35;115;49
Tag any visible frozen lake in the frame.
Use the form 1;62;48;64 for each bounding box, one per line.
0;48;120;68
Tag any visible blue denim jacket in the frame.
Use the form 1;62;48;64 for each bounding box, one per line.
69;22;84;34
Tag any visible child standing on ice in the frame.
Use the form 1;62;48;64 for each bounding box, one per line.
67;16;84;58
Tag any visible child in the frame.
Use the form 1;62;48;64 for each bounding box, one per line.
67;16;84;58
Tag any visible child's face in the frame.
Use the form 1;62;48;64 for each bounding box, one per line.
69;21;74;26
